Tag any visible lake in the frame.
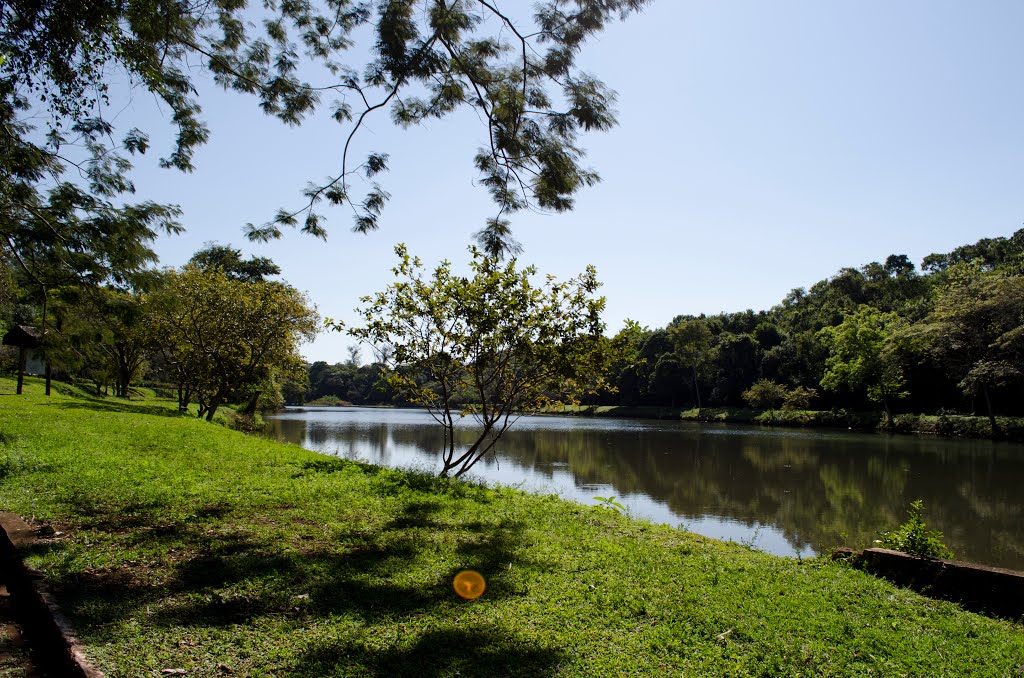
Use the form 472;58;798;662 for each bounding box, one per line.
266;407;1024;569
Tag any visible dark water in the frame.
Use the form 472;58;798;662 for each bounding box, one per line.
266;407;1024;569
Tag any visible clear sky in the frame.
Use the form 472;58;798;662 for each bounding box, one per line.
121;0;1024;363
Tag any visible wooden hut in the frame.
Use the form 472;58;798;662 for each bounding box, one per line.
2;325;43;395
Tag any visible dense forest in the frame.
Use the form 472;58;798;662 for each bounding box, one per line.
303;229;1024;424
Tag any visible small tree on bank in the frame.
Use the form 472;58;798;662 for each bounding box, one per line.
742;379;789;423
347;245;614;478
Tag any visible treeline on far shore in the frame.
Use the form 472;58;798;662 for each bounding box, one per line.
301;229;1024;437
545;404;1024;442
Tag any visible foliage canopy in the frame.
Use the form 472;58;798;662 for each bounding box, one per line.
817;305;908;424
0;0;650;256
347;244;613;477
149;266;319;420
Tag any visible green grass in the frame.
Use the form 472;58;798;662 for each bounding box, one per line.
0;377;1022;676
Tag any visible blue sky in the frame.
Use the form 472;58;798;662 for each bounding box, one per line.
124;0;1024;362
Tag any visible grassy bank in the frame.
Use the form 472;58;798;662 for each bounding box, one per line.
0;377;1022;676
550;404;1024;441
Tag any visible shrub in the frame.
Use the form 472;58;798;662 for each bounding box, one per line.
742;379;788;423
782;386;817;411
878;500;953;560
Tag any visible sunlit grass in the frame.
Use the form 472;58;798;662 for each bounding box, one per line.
0;376;1021;676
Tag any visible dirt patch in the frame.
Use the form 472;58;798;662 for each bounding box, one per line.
0;513;104;677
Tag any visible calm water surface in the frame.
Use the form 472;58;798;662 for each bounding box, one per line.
266;407;1024;569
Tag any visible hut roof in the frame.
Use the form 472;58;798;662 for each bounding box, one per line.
2;325;42;348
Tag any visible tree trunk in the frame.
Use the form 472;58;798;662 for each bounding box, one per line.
41;286;50;396
15;347;25;395
44;362;51;396
882;399;892;430
692;366;702;410
205;384;229;422
242;391;261;415
117;364;130;398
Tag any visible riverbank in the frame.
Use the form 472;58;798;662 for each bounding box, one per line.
1;377;1022;675
549;404;1024;442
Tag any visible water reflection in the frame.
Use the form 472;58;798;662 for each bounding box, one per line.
266;407;1024;569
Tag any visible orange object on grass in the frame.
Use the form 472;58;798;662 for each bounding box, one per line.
453;570;486;599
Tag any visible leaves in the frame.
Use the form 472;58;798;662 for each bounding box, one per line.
817;305;908;407
347;244;615;477
0;0;651;251
878;500;954;560
149;266;319;421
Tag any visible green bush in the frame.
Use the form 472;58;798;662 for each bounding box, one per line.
890;414;929;434
305;394;354;407
767;409;817;426
878;500;954;560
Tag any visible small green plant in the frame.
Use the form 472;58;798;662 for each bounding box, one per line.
878;500;954;560
593;495;625;513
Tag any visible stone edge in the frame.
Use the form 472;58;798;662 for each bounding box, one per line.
832;546;1024;619
0;512;104;678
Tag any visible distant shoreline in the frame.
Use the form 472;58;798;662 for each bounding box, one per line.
545;405;1024;443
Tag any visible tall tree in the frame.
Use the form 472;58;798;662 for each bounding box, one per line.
669;318;715;409
189;244;281;282
818;305;909;426
906;274;1024;434
348;244;614;478
150;266;319;420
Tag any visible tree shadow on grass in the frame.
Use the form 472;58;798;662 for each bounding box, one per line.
43;493;539;663
292;626;565;677
47;398;183;419
150;499;529;628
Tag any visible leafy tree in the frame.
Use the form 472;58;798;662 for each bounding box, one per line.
648;354;688;408
608;321;646;405
907;273;1024;433
782;385;817;411
348;244;613;478
711;332;760;406
958;361;1022;429
818;305;909;426
921;228;1024;274
65;287;152;398
1;0;650;253
150;266;319;420
189;244;281;282
630;328;673;405
668;318;715;409
741;379;788;423
0;89;183;398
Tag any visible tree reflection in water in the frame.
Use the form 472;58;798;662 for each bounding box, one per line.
268;408;1024;569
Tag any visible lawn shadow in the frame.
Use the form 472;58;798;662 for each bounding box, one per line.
292;626;565;677
151;498;529;627
32;476;557;675
48;398;182;418
48;493;532;635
